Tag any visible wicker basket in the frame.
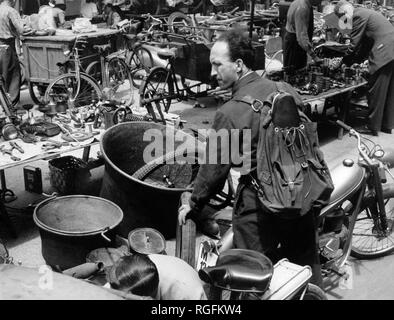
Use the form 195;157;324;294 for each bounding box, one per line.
48;156;90;195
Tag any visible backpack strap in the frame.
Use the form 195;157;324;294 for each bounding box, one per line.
234;95;272;128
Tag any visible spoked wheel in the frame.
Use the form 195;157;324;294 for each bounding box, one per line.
106;57;134;106
44;73;102;108
351;184;394;259
127;47;154;89
132;151;200;189
140;67;174;113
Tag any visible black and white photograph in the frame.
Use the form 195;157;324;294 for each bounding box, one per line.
0;0;394;307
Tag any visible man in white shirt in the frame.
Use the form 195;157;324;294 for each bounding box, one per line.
81;0;99;19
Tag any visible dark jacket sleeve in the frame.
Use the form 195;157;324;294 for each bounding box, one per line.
342;15;369;66
189;110;234;216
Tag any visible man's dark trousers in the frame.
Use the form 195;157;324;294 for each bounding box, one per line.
0;39;21;106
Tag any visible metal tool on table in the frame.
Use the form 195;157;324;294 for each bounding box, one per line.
0;145;21;162
41;139;70;151
9;141;24;154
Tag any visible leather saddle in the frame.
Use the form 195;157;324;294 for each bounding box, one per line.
198;249;273;293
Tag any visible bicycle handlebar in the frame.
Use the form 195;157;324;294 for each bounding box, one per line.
336;120;375;166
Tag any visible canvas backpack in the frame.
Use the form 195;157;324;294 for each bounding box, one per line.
235;83;334;218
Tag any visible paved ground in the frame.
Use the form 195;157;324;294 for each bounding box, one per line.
1;86;394;300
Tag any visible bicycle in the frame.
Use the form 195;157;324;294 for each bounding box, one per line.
44;37;134;109
139;32;214;114
119;21;156;89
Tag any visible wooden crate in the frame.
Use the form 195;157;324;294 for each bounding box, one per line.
22;29;120;85
167;34;212;84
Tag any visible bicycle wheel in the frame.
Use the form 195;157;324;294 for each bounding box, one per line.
351;183;394;259
106;57;134;106
132;150;199;189
85;61;101;82
127;47;154;89
44;73;102;108
141;66;174;113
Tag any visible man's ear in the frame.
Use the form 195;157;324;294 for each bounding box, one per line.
235;59;244;72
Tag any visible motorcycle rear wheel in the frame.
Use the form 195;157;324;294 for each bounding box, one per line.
351;184;394;259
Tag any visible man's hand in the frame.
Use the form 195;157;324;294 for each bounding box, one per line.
178;203;192;225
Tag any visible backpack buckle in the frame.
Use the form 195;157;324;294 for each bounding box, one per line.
251;99;264;113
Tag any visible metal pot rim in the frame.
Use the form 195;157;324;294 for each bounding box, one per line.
33;195;123;236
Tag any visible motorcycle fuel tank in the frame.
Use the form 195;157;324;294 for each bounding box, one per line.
320;160;365;215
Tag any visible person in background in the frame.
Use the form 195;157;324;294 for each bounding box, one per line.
0;0;27;106
38;0;65;30
81;0;99;20
103;3;121;28
283;0;323;72
334;0;394;136
106;254;207;300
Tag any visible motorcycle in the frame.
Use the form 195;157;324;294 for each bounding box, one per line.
198;246;327;300
192;120;394;291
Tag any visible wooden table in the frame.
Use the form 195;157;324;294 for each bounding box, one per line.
0;133;102;238
300;80;368;139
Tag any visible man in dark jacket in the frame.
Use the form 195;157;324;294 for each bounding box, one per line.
335;0;394;135
178;28;323;287
283;0;322;72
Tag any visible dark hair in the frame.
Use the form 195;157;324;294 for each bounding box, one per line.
112;5;125;19
40;0;50;5
107;254;159;297
216;28;255;69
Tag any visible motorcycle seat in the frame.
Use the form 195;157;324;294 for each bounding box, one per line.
125;34;138;41
93;44;112;54
198;249;273;293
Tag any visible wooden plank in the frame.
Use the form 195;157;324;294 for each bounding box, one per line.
175;192;197;267
175;218;196;268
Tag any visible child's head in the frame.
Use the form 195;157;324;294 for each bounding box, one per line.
107;254;159;298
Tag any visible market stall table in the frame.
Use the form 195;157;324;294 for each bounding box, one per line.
300;80;368;139
0;132;103;238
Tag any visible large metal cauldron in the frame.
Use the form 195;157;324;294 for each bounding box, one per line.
100;122;201;239
33;196;123;270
